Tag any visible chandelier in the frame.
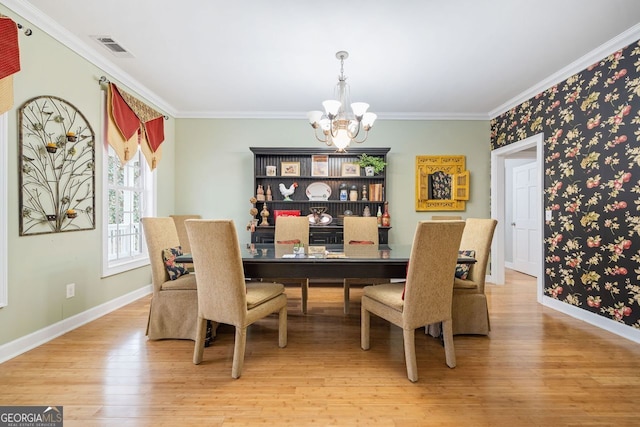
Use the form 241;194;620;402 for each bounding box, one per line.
307;51;377;152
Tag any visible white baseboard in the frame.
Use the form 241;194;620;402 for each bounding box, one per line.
0;285;152;364
504;261;515;269
542;296;640;344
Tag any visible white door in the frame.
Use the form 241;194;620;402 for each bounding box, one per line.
512;162;538;276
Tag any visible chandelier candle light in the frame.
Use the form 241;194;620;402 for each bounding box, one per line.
307;51;377;152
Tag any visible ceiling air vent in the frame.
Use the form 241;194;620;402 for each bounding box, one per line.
91;35;133;58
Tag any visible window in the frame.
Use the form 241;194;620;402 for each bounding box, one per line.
102;145;156;276
0;113;7;306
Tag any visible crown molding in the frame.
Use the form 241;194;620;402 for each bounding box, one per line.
0;1;489;122
489;23;640;119
1;0;177;117
5;0;637;122
174;110;489;120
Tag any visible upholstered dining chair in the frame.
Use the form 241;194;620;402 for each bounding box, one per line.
170;214;201;254
342;216;387;314
452;218;498;335
361;220;465;382
272;216;310;314
170;214;201;270
141;217;198;340
185;219;287;379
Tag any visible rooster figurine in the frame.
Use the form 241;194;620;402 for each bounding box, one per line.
279;182;298;201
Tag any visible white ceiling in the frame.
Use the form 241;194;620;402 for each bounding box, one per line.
6;0;640;119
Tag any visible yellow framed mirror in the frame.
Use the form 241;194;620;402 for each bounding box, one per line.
415;155;469;211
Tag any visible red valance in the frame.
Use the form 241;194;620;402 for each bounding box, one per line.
0;16;20;114
106;83;165;170
0;17;20;79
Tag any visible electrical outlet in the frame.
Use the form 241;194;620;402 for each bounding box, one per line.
545;210;552;221
66;283;75;299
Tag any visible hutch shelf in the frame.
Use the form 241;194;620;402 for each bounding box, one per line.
250;147;391;244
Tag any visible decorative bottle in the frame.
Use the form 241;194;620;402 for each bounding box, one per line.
381;201;391;227
266;184;272;201
256;184;265;201
376;206;382;226
339;183;348;201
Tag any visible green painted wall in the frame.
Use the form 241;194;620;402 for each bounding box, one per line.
0;4;490;349
0;5;175;346
174;119;491;245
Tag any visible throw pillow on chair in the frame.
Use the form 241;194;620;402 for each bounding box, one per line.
162;246;190;280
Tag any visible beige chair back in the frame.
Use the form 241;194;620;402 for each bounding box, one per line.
343;216;378;245
456;218;498;293
360;220;465;381
274;216;309;246
403;220;465;329
170;214;201;254
186;219;287;377
185;219;247;326
142;217;181;294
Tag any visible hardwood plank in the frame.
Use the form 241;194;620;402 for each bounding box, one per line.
0;270;639;426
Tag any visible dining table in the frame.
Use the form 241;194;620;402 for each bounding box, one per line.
176;243;476;280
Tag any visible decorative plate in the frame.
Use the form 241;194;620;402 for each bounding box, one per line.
306;182;332;201
307;213;333;226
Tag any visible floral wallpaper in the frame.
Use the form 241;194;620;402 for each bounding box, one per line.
490;39;640;330
429;171;452;199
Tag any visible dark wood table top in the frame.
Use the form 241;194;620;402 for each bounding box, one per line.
176;243;474;279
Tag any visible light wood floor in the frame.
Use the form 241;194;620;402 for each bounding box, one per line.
1;270;639;426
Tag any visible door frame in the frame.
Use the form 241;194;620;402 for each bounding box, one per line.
490;133;544;302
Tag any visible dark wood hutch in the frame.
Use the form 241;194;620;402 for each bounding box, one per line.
249;147;390;244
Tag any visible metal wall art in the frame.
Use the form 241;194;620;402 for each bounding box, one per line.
19;95;95;235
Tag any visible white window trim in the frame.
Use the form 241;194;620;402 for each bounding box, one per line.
101;93;156;278
0;113;8;307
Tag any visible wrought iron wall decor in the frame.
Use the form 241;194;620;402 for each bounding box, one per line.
19;95;95;235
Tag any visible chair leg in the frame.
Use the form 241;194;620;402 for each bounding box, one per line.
192;317;208;365
231;326;247;379
425;322;441;337
278;306;287;348
301;279;308;314
360;305;370;350
403;328;418;382
210;321;220;338
442;319;457;368
343;280;350;314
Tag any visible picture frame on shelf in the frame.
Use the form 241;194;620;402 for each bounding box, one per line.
311;155;329;177
281;161;300;176
266;165;277;176
341;162;361;177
